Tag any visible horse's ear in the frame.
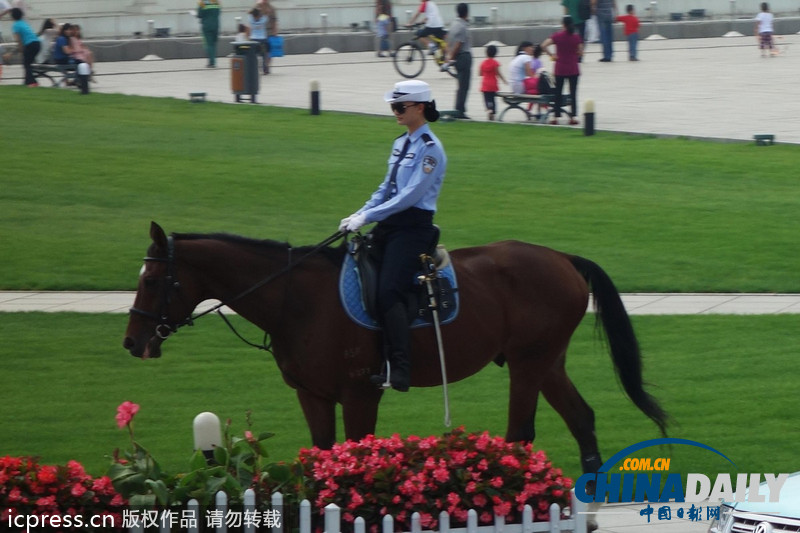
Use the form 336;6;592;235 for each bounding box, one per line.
150;221;168;250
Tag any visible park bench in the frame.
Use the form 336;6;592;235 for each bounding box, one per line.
496;92;573;124
30;63;78;88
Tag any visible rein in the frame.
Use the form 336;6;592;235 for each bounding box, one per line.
130;231;346;351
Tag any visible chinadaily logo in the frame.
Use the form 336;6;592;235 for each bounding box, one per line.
575;438;791;523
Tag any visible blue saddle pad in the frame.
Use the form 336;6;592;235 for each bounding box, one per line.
339;253;459;330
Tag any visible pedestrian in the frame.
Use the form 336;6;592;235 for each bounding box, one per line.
53;23;77;65
562;0;590;44
479;44;507;120
247;7;270;74
197;0;221;68
447;2;472;119
338;80;447;393
9;7;40;86
376;13;391;57
35;18;58;64
754;2;776;57
256;0;277;71
616;4;640;60
376;0;393;57
0;0;11;80
70;24;96;77
542;16;584;125
595;0;618;62
508;40;535;95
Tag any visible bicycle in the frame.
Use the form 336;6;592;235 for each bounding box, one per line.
392;24;456;79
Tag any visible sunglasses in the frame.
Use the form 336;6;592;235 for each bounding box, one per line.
391;102;421;114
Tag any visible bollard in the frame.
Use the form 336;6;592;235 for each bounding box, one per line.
583;99;595;136
310;80;320;115
193;412;222;463
77;62;91;94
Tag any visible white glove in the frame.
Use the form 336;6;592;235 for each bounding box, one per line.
338;215;353;232
345;213;367;233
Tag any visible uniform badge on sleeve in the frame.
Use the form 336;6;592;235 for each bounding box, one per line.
422;156;437;174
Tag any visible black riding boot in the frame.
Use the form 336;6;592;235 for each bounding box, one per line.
370;302;411;392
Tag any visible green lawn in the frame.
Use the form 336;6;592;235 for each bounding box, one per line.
1;88;797;488
1;86;798;292
0;313;797;482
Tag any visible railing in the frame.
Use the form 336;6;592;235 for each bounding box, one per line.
126;489;587;533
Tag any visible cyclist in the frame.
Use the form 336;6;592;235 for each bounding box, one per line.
407;0;446;56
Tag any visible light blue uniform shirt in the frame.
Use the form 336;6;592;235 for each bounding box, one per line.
358;123;447;223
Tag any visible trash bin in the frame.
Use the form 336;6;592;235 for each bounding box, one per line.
231;41;259;103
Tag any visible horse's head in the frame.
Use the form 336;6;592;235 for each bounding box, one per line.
123;222;199;359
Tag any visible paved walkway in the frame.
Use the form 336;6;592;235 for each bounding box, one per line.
3;34;800;143
2;290;800;315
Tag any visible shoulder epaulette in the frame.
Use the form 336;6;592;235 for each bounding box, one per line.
420;133;435;146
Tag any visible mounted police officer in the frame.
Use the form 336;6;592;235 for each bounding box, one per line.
339;80;447;392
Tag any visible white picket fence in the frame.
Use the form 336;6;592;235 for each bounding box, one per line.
126;489;587;533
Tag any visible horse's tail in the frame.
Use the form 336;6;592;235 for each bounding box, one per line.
570;255;669;437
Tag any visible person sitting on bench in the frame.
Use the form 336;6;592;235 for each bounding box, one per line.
53;23;79;65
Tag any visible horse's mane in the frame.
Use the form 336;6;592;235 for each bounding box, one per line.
172;232;346;265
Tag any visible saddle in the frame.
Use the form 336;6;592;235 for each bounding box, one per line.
339;228;459;330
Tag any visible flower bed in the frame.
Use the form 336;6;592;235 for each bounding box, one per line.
274;427;573;531
2;403;572;533
0;455;125;529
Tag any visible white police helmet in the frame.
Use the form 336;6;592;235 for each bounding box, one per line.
384;80;433;103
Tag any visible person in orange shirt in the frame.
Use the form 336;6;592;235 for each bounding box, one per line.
616;4;640;61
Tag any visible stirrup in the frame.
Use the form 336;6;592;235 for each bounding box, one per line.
370;361;392;390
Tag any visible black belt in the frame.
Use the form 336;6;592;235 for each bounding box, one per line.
380;207;434;227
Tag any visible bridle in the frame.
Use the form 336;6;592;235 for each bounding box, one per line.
129;235;194;340
128;231;346;348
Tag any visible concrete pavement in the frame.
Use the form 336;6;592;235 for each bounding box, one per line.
3;34;800;143
2;290;800;315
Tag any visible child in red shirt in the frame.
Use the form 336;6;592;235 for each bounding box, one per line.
616;4;640;61
479;44;507;120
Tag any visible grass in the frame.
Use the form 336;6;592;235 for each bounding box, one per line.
1;88;798;491
1;86;799;292
0;312;797;482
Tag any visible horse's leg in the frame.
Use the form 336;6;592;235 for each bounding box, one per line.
540;358;602;472
504;358;545;443
341;387;383;441
541;357;603;531
295;389;337;449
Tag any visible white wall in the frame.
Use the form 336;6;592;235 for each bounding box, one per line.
8;0;794;39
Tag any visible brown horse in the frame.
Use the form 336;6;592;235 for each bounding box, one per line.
123;222;667;476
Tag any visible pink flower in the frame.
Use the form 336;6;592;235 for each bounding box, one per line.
91;476;115;495
493;500;512;516
8;487;24;502
115;401;140;428
70;482;88;497
245;430;256;443
35;495;57;510
67;460;90;483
